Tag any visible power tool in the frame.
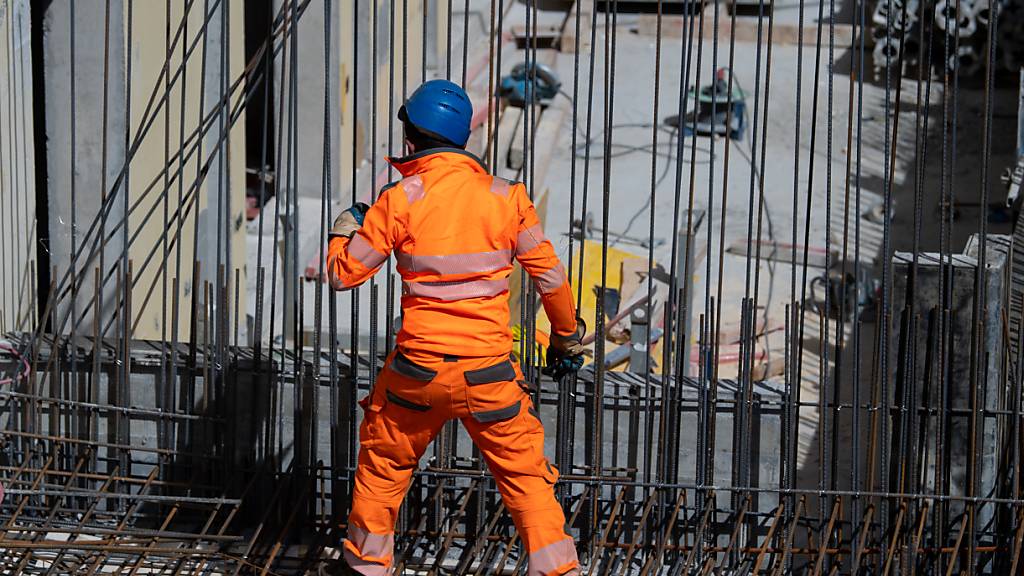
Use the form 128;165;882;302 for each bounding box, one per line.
680;67;747;140
499;61;561;108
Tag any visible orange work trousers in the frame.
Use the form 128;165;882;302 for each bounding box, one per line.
344;349;579;576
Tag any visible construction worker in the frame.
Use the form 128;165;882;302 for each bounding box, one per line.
326;79;585;575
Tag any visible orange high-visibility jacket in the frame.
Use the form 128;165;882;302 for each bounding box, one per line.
326;149;577;357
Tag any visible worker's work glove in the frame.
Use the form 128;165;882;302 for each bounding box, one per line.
330;202;370;239
542;317;587;380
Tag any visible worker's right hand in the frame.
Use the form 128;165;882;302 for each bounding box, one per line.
330;202;370;239
543;316;586;380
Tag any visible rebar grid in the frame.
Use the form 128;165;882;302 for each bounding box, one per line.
0;0;1023;573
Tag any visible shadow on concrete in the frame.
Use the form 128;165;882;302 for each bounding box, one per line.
788;69;1020;570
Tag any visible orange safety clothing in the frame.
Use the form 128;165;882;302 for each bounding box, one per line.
326;148;577;358
327;148;580;575
345;350;580;576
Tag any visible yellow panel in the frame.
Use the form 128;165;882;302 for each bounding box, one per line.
527;241;664;372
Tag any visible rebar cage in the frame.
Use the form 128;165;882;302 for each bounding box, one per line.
1;0;1024;573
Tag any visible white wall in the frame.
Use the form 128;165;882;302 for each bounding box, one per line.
0;0;37;334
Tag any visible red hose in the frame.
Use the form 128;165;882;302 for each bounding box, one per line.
0;343;30;386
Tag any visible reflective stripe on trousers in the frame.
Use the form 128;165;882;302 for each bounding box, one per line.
529;538;581;576
343;548;392;576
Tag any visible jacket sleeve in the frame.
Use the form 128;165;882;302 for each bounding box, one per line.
512;184;578;336
326;186;400;290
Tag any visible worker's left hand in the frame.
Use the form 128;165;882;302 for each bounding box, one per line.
542;317;587;380
330;202;370;238
542;350;584;380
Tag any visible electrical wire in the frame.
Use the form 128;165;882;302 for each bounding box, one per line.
559;90;714;163
0;343;29;387
612;127;679;247
572;123;683;160
733;137;778;356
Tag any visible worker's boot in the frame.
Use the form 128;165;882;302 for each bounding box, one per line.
313;547;353;576
315;562;354;576
314;559;355;575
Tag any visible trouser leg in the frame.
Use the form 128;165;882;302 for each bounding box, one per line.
345;369;445;575
461;379;579;576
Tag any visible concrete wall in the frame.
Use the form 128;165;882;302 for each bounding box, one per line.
366;0;428;169
892;241;1008;540
1018;68;1023;158
41;0;247;343
0;0;37;334
248;0;436;346
273;0;341;201
33;0;449;347
189;0;248;344
42;0;125;339
284;0;432;201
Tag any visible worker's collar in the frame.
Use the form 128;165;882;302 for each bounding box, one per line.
386;147;489;178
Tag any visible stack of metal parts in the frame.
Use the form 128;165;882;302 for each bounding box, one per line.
872;0;1024;75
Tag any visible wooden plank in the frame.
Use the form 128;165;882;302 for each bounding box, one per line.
491;107;523;180
561;0;593;54
464;91;492;158
533;106;566;187
513;105;566;185
619;258;649;305
508;114;529;172
726;237;837;269
635;13;855;47
507;48;560;175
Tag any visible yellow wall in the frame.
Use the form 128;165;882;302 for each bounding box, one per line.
126;0;247;342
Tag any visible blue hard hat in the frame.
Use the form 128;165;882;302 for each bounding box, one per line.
398;80;473;147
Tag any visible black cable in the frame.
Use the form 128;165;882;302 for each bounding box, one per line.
612;127;679;247
563;66;738;251
733;138;777;355
559;90;710;159
573;123;712;162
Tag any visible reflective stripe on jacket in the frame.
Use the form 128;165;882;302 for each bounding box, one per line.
327;148;577;357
